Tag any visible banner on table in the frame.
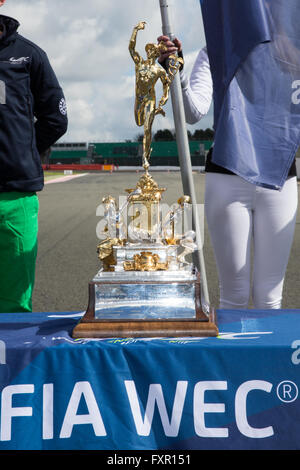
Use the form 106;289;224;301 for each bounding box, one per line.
0;310;299;450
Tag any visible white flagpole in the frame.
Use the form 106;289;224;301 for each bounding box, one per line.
158;0;210;313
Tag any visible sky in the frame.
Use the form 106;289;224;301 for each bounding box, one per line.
2;0;213;144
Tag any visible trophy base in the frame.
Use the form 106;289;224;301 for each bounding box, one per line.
72;309;218;339
72;269;218;339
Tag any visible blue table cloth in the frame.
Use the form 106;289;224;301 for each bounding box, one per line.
0;309;299;450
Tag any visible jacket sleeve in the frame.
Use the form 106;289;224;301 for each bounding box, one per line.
30;49;68;154
180;47;213;124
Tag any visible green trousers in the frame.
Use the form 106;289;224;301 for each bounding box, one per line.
0;192;39;313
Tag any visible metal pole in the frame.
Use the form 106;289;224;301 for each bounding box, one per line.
159;0;210;313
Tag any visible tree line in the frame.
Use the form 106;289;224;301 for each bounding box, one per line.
133;128;214;142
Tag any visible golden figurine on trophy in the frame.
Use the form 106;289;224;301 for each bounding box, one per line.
72;22;218;339
129;21;183;172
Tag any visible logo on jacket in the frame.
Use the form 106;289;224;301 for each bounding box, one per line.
9;57;30;64
59;98;67;116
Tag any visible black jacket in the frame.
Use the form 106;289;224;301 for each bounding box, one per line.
0;15;68;192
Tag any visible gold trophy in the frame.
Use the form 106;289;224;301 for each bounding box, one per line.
72;22;218;338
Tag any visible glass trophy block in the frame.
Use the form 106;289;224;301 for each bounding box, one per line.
93;272;197;320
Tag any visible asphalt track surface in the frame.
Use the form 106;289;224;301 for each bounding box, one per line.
33;171;300;313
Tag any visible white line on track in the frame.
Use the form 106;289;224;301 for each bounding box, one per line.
45;173;88;184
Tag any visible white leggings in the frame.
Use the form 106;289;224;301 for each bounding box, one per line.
205;174;298;309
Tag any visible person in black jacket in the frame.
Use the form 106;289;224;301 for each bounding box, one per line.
0;0;68;313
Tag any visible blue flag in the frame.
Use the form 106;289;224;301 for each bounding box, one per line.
200;0;300;189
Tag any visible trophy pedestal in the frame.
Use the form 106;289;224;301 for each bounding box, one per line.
72;268;218;338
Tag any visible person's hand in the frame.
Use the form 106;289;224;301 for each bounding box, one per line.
157;35;182;64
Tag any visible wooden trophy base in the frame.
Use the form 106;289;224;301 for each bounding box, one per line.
72;272;218;339
72;308;218;339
